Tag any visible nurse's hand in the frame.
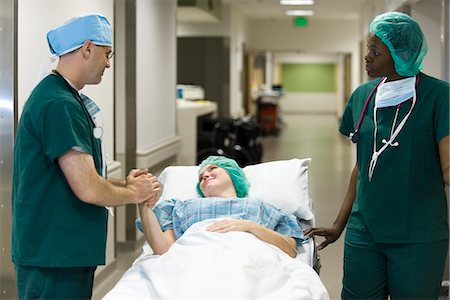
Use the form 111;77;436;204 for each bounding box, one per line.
303;225;343;250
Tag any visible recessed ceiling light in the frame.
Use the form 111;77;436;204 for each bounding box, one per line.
285;10;314;16
280;0;314;5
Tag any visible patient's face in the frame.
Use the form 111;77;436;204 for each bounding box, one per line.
199;164;235;197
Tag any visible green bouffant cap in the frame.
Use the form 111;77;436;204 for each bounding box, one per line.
196;156;250;198
370;11;427;76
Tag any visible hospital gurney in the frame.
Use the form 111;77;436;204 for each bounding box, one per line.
104;158;329;299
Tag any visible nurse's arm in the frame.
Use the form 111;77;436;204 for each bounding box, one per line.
58;149;161;206
304;163;358;249
438;135;449;186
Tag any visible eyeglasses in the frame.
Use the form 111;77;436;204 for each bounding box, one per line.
107;51;115;60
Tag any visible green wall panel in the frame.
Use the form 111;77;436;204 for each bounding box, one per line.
281;63;336;92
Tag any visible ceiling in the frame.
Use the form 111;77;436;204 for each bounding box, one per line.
222;0;371;21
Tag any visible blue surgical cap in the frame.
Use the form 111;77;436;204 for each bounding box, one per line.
370;11;427;76
196;156;250;198
47;13;112;56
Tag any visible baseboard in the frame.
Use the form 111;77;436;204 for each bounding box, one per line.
95;260;118;282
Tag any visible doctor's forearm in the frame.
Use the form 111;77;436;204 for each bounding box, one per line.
108;178;126;187
59;150;147;206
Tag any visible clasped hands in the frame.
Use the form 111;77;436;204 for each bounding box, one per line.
126;168;161;207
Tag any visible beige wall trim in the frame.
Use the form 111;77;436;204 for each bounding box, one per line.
136;136;182;169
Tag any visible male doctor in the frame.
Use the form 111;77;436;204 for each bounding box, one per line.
12;13;160;299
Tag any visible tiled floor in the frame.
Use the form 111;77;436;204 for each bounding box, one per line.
93;113;356;300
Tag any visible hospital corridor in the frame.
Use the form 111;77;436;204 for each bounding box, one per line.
1;0;449;299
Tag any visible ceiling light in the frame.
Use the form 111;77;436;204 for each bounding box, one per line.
285;10;314;16
280;0;314;5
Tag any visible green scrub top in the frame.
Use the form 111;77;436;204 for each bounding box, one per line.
12;73;108;267
340;73;449;243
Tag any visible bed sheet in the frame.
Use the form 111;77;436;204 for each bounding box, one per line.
103;219;329;300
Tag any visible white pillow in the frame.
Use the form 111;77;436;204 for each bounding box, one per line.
157;158;313;220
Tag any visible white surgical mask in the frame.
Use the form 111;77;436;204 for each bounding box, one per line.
375;76;416;108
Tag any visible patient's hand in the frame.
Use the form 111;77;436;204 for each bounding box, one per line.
206;218;250;233
126;169;161;205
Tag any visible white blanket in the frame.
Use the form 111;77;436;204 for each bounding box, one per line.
104;219;329;299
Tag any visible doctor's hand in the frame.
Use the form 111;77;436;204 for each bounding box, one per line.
126;169;161;205
303;225;343;250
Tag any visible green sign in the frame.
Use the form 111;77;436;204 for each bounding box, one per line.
294;17;308;27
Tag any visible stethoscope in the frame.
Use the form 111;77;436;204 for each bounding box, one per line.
349;74;420;181
348;74;420;144
52;70;104;140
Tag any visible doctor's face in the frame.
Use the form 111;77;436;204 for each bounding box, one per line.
86;43;112;85
364;34;398;80
198;164;234;197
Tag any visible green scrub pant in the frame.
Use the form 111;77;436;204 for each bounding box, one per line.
342;227;448;300
14;264;96;300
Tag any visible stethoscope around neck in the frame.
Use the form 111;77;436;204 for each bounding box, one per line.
350;74;420;181
52;70;103;140
348;74;420;144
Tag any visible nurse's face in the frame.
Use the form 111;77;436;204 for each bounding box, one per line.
86;43;112;85
364;34;399;81
198;164;234;197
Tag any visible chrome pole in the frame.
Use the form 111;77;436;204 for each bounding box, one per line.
0;0;18;298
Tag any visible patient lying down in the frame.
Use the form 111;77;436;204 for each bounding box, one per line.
138;155;305;258
106;156;329;299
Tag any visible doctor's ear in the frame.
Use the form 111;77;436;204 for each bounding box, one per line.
81;40;93;58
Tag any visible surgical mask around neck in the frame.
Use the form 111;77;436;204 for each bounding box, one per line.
375;76;416;108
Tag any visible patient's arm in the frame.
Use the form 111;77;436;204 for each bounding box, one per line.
138;203;176;255
206;218;297;258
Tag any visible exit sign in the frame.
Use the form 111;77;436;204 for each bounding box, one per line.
294;17;308;27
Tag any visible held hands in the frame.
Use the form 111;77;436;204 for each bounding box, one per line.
126;168;161;207
206;218;251;233
303;224;343;250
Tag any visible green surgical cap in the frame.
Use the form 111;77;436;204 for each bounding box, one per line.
196;155;250;198
370;11;428;76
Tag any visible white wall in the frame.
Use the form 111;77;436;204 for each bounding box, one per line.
136;0;177;152
229;6;248;117
177;5;231;37
411;0;444;79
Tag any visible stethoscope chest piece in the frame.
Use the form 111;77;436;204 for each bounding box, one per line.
349;131;359;143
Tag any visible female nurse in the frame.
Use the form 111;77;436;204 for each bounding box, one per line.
304;11;449;299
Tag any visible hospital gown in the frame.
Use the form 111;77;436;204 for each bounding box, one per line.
136;197;307;246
